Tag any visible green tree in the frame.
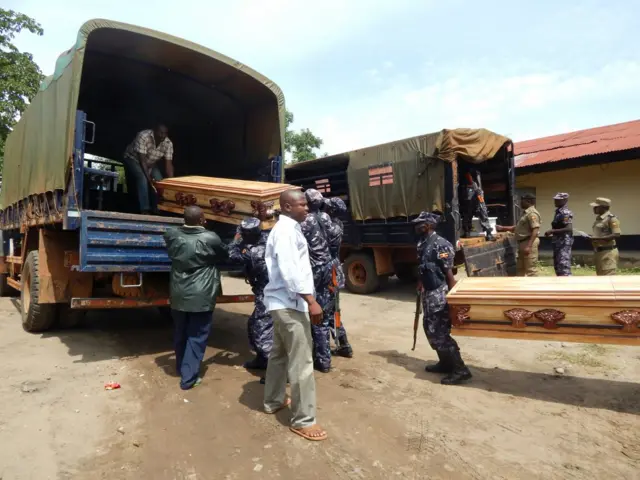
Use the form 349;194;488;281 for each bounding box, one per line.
0;9;44;171
284;109;323;164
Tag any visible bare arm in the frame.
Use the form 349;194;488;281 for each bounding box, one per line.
496;225;515;233
165;158;174;178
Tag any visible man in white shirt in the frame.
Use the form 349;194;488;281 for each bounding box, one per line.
123;124;174;214
263;189;328;442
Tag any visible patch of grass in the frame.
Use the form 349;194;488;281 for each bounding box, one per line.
538;346;610;368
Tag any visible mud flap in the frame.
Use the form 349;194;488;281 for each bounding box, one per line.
461;236;517;277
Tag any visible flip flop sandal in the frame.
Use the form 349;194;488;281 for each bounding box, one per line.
264;397;291;414
289;426;328;442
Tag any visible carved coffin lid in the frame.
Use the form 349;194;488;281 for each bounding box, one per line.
447;276;640;307
155;176;300;200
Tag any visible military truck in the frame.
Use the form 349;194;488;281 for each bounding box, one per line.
285;130;518;294
0;19;285;331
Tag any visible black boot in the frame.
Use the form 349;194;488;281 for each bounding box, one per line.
441;351;472;385
485;231;495;241
314;362;330;373
424;351;452;374
332;335;353;358
244;355;268;370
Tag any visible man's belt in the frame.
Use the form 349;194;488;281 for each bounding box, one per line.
594;245;616;253
517;237;530;243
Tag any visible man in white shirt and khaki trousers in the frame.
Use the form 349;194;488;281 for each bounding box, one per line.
263;189;328;442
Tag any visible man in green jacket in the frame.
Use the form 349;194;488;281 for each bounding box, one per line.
164;205;228;390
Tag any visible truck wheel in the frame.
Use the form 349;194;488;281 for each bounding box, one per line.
344;253;380;294
21;251;57;333
56;305;87;329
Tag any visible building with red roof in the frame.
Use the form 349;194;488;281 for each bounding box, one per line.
514;119;640;254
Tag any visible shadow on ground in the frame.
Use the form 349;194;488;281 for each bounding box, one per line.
370;349;640;415
25;303;256;367
238;380;289;427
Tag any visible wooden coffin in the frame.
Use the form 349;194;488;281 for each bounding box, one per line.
155;176;300;230
447;276;640;346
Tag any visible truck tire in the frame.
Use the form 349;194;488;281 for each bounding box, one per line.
56;305;87;329
21;251;57;333
344;253;381;294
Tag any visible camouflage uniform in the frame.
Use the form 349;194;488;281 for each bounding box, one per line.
417;234;459;354
324;197;353;357
460;170;493;239
413;211;471;385
514;205;541;276
301;189;339;372
551;201;574;276
228;219;273;368
590;198;621;276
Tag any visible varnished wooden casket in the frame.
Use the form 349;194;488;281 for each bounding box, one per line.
447;276;640;346
155;176;300;230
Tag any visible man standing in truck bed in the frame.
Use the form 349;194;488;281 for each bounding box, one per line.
460;167;495;241
123;124;174;214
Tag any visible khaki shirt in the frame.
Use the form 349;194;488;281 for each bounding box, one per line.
592;212;621;248
515;206;541;241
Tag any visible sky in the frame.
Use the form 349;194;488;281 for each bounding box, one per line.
8;0;640;155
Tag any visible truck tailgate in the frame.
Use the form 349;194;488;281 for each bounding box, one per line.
461;235;517;277
78;211;183;272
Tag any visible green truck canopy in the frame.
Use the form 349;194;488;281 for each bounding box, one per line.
1;19;286;209
287;128;510;221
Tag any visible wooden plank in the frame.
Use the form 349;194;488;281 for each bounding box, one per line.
6;256;22;264
6;277;21;291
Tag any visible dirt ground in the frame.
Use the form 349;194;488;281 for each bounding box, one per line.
1;276;639;480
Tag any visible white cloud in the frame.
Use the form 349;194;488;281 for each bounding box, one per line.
311;60;640;154
12;0;415;73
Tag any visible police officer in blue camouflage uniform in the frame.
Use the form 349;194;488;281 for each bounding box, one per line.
414;211;472;385
323;196;353;358
460;167;495;241
228;218;273;370
544;193;573;276
301;189;340;373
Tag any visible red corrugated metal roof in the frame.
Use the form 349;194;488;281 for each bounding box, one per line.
514;119;640;168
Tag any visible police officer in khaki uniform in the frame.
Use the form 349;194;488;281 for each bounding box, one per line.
589;197;621;275
496;193;541;276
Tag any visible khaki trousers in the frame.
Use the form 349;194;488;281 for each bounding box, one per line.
595;248;618;276
264;308;317;429
516;237;539;277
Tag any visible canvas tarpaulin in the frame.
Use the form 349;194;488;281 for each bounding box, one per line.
1;19;286;209
348;129;510;221
435;128;510;164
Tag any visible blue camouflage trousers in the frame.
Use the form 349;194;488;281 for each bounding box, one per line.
249;291;274;360
312;263;333;370
328;258;348;343
422;285;459;354
552;237;573;276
